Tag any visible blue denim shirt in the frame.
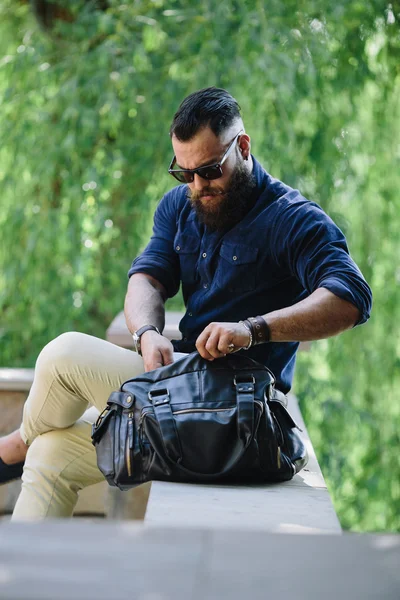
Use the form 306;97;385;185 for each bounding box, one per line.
128;157;372;393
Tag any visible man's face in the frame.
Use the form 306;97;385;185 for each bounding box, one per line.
171;126;255;231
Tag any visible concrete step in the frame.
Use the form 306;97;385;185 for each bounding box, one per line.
0;520;398;599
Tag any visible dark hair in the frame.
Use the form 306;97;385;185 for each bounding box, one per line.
170;87;241;141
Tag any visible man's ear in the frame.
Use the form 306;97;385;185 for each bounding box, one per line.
238;134;251;160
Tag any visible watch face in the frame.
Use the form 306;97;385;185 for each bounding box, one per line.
133;325;160;356
132;332;141;354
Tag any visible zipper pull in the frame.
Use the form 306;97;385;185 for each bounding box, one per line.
277;446;282;469
128;412;134;449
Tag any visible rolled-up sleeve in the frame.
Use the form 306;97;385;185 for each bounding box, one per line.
128;190;182;298
271;196;372;325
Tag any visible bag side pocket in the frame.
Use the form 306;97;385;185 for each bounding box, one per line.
91;406;119;484
271;403;308;476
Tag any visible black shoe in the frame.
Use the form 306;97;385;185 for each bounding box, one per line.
0;457;24;485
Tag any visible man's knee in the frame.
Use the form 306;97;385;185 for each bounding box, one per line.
35;331;91;377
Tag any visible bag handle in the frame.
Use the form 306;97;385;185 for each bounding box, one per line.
148;388;183;463
150;376;256;478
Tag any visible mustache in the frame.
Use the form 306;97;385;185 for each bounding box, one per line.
188;187;226;201
187;164;257;232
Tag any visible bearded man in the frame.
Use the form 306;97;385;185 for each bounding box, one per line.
0;87;372;518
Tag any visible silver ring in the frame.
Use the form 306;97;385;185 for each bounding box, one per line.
227;343;235;352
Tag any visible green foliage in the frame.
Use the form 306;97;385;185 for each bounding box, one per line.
0;0;399;530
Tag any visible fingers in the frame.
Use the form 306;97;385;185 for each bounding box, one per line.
196;327;219;360
196;323;234;360
195;330;214;360
141;338;174;372
209;332;231;358
143;351;164;372
160;346;174;367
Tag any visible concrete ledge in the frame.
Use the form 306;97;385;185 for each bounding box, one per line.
144;393;341;534
0;369;35;391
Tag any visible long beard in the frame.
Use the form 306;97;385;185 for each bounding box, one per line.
188;165;257;232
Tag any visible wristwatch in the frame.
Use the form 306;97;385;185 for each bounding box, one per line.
132;325;161;356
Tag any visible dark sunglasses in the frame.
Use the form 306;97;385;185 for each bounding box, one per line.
168;129;244;184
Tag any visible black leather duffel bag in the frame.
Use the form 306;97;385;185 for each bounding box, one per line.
91;352;308;489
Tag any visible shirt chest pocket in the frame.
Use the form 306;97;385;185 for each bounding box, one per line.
215;242;259;293
174;232;200;284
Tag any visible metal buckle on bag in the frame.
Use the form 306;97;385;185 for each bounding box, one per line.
233;375;255;386
148;388;170;406
94;406;110;428
233;375;255;393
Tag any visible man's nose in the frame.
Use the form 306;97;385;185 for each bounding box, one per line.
192;173;208;192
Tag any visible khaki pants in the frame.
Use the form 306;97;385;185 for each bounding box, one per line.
12;332;186;520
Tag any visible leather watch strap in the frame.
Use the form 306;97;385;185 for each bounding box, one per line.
135;325;160;338
133;324;161;356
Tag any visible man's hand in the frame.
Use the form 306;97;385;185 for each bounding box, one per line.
140;331;174;372
196;322;250;360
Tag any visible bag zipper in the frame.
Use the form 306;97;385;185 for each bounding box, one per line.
140;400;263;419
271;411;284;469
138;401;263;434
126;412;134;477
277;446;282;469
172;400;264;416
172;407;232;416
137;400;264;453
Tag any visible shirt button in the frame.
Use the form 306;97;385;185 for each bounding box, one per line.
203;283;208;289
183;337;187;342
188;312;193;317
202;252;207;258
233;255;238;261
175;245;180;251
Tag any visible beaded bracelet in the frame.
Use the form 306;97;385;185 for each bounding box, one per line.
239;320;253;350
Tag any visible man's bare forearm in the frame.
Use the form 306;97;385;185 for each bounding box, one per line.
124;273;167;335
195;288;361;361
264;287;360;342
